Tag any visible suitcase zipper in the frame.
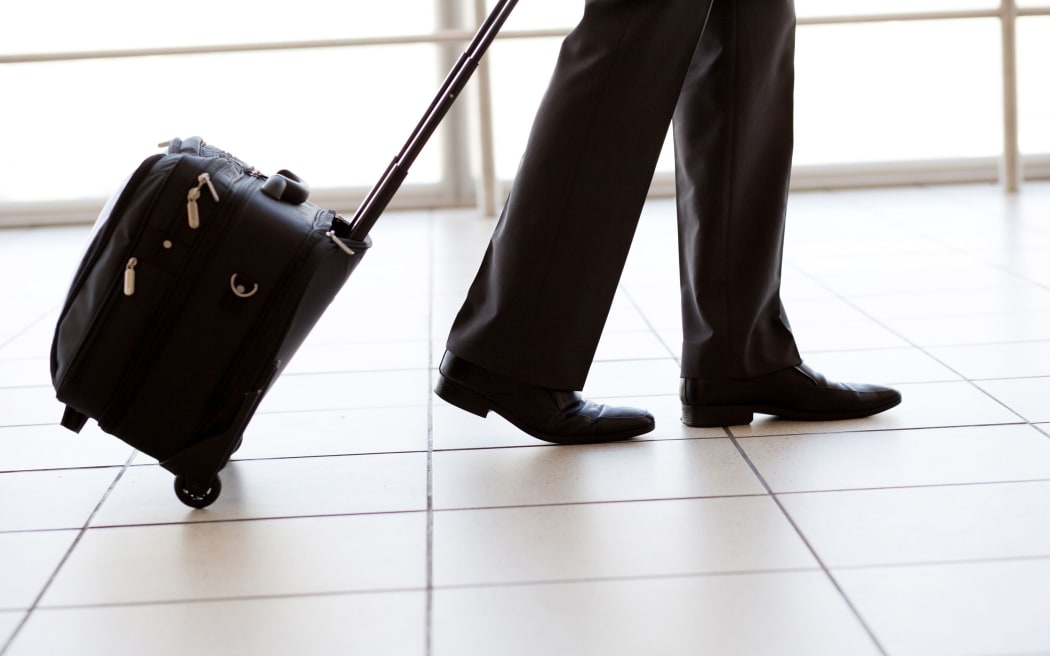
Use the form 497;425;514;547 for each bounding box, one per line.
123;258;138;296
58;155;166;308
54;155;175;390
111;171;221;301
186;173;220;229
98;172;252;429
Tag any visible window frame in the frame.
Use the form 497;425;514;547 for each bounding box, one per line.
0;0;1047;227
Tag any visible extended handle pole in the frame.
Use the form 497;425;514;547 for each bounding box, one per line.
342;0;519;241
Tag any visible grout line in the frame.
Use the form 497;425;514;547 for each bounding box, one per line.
785;265;1039;429
0;307;58;352
803;190;1050;405
727;435;890;656
425;209;436;656
6;475;1050;538
6;566;828;614
619;286;682;369
830;552;1050;573
2;194;1049;652
768;476;1050;497
845;191;1050;297
727;420;1029;440
23;586;430;613
0;451;136;656
79;508;430;531
427;492;771;514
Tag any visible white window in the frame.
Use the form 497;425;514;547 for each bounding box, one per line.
1;0;1046;226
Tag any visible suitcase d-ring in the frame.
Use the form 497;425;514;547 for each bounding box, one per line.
230;274;259;298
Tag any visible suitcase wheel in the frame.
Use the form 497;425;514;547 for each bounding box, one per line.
174;474;222;509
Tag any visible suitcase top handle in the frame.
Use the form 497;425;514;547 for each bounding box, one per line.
261;170;310;205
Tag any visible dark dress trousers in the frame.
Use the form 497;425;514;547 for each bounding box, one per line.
447;0;803;391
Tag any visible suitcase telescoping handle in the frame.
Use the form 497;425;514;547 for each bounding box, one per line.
335;0;519;242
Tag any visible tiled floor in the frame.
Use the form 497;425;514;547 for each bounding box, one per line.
2;183;1050;655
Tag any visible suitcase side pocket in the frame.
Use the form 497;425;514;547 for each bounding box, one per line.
55;257;177;420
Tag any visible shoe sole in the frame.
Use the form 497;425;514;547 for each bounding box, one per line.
435;375;654;445
682;396;903;428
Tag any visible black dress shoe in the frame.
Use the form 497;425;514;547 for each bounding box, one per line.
681;363;902;427
435;352;655;444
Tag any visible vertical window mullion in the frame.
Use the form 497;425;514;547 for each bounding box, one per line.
470;0;500;217
436;0;476;209
1001;0;1022;190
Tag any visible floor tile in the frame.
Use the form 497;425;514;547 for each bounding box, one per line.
304;311;430;346
9;592;426;656
0;468;118;532
0;358;50;389
3;184;1050;656
739;424;1050;493
792;318;912;353
885;310;1050;347
92;452;427;526
41;513;427;606
0;386;65;427
593;330;674;361
837;559;1050;656
848;286;1050;321
258;369;431;413
0;423;133;472
603;296;654;332
652;324;685;358
926;340;1050;379
286;340;431;374
803;347;961;385
622;285;681;327
0;313;58;361
0;531;77;609
329;274;431;307
0;304;56;349
782;481;1050;567
816;263;1022;297
0;612;24;649
788;245;977;278
432;438;764;510
432;572;882;656
580;358;680;398
780;296;876;325
780;268;842;301
1001;248;1050;286
431;402;538;450
434;496;816;587
976;376;1050;423
239;406;429;459
730;380;1024;437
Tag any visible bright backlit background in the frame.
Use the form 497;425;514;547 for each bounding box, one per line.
1;1;1048;212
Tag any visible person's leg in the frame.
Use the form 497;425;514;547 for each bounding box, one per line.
446;0;714;391
673;0;800;380
673;0;900;426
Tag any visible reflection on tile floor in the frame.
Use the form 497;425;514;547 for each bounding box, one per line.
2;184;1050;655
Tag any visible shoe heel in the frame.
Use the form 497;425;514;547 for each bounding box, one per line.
682;404;754;428
435;375;491;418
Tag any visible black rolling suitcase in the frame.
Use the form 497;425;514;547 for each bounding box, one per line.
50;0;518;508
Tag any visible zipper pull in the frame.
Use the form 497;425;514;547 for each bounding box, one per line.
124;258;138;296
186;172;220;229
